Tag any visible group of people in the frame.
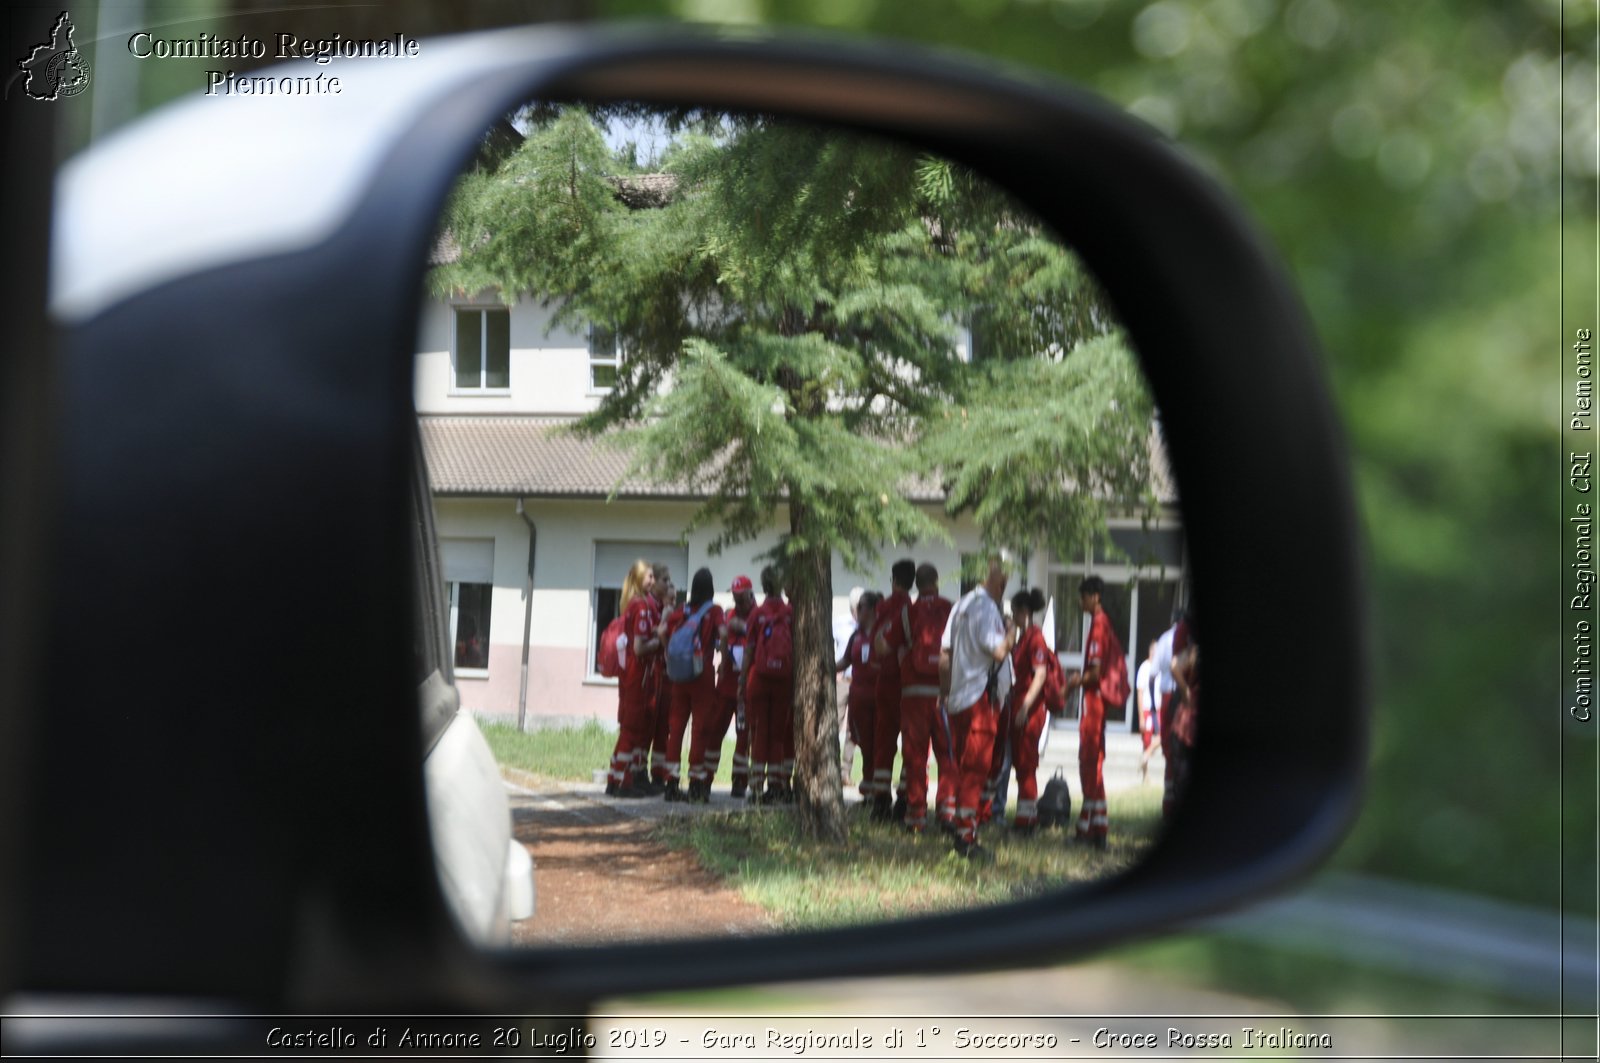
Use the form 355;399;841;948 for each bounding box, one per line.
601;552;1200;865
604;561;796;803
839;558;1158;859
847;558;1103;861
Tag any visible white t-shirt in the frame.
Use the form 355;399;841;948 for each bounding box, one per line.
1154;626;1177;695
1136;658;1158;713
941;587;1007;713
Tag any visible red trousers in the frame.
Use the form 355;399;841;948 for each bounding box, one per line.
869;675;903;800
691;691;739;785
934;708;956;824
610;685;656;787
1007;702;1049;827
746;671;793;792
646;679;671;781
663;678;713;782
846;690;876;798
732;694;750;789
947;692;999;846
899;689;937;828
900;687;956;828
1076;691;1108;840
983;712;1007;823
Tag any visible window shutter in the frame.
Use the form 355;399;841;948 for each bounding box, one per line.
593;541;689;591
441;537;495;585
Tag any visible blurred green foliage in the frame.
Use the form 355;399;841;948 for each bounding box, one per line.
588;0;1598;911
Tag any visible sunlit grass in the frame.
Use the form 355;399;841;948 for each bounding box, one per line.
480;718;741;784
653;787;1163;929
480;719;617;781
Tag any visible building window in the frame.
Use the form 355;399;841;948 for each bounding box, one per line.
441;537;495;674
590;540;689;679
453;306;510;390
1052;571;1089;657
448;581;492;671
1093;526;1186;571
588;326;622;392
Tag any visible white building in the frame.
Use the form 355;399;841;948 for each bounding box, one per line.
414;292;1187;732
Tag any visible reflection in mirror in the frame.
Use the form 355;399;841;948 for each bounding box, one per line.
412;103;1194;948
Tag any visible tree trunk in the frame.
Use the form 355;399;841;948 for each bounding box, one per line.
787;503;847;844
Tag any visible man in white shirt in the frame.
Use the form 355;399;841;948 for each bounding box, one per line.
938;555;1014;864
1136;640;1160;782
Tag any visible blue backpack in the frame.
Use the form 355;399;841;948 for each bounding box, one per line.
666;601;716;682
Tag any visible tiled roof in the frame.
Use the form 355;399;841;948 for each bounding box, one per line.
420;416;698;499
422;416;947;502
427;230;460;267
420;415;1174;506
608;172;678;208
419;415;949;502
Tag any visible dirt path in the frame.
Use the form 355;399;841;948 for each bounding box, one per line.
506;781;774;947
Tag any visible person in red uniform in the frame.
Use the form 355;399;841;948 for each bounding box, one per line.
606;559;665;798
938;555;1013;863
1167;615;1198;810
900;564;953;833
695;574;754;800
869;559;916;821
663;567;724;803
1066;574;1123;848
741;566;792;804
837;591;881;800
656;588;687;787
642;564;675;793
1157;608;1186;818
1001;588;1052;833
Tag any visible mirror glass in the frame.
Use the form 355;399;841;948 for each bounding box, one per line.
413;103;1195;948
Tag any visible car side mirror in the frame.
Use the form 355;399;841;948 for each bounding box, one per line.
16;23;1365;1021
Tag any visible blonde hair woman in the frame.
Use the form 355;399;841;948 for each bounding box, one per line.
620;559;650;611
607;559;664;797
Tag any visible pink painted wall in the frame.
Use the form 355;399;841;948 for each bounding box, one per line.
454;643;621;726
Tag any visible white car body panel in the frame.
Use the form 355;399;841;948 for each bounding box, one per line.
422;710;534;945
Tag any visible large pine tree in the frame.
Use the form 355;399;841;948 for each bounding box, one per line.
432;107;1154;842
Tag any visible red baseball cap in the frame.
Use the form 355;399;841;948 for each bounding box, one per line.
730;575;753;594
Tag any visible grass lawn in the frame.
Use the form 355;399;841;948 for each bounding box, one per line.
479;718;891;787
653;787;1163;931
481;718;748;785
480;719;1153;930
480;719;619;782
481;713;1070;805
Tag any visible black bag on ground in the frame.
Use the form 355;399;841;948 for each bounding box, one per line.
1036;768;1073;829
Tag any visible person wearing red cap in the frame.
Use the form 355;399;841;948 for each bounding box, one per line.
687;573;755;801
